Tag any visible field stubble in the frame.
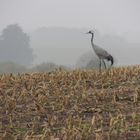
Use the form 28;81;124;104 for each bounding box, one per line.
0;66;140;140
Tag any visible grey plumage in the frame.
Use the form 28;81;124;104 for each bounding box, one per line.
87;30;114;70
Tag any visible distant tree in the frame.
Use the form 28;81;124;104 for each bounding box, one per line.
30;62;70;72
76;51;113;69
0;24;34;66
0;61;27;74
30;62;59;72
76;52;99;69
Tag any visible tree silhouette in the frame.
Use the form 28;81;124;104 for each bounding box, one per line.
0;24;34;66
76;51;99;69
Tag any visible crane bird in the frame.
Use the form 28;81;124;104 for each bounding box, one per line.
87;30;114;70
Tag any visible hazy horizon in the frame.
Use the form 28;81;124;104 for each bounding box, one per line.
0;0;140;67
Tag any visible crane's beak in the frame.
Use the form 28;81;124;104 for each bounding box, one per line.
86;32;89;34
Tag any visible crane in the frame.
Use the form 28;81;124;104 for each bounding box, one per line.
87;30;114;71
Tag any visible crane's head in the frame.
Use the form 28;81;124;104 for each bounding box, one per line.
86;30;94;34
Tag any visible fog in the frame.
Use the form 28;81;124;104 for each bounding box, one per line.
1;0;140;33
0;0;140;68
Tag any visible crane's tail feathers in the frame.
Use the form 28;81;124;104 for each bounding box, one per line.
106;55;114;66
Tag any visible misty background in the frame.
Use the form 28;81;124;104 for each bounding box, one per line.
0;0;140;73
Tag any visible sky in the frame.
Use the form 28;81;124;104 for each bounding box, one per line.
0;0;140;34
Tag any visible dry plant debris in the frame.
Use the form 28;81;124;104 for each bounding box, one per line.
0;66;140;140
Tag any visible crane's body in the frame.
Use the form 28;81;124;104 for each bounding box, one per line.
87;30;114;70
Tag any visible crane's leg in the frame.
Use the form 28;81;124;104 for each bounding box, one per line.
99;59;101;72
102;59;106;69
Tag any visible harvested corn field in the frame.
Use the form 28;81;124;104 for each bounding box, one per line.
1;66;140;140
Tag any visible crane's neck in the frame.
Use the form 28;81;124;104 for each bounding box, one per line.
91;33;94;47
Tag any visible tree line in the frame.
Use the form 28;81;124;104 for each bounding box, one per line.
0;24;34;66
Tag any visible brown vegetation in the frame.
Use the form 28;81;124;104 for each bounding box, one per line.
0;66;140;140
